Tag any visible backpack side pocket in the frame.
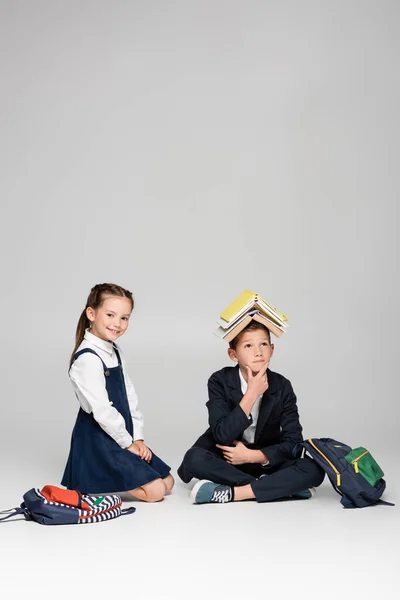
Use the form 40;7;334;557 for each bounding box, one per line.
344;447;384;486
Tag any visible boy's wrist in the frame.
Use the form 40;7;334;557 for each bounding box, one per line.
243;389;258;402
240;391;259;414
260;450;269;465
250;449;268;464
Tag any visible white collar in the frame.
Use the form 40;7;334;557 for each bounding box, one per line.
84;329;115;357
238;368;248;391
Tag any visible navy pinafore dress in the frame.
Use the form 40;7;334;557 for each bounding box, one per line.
61;347;170;494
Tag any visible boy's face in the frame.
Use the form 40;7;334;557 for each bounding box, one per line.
228;328;274;374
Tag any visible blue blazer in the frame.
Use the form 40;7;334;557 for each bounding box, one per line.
193;365;304;468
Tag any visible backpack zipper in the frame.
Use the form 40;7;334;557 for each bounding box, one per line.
351;450;369;473
308;439;341;487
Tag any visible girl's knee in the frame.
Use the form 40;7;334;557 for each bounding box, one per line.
164;473;174;494
143;478;167;502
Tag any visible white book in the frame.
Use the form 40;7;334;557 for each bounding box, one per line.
214;310;285;341
217;302;287;330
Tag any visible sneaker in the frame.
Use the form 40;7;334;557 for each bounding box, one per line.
190;480;233;504
291;487;316;500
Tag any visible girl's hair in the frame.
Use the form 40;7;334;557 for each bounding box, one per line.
70;283;134;367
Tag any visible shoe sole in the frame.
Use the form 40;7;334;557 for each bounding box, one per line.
291;487;317;500
190;479;213;504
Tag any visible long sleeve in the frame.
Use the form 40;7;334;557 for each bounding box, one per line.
206;375;251;445
69;353;133;449
260;380;303;467
123;369;145;442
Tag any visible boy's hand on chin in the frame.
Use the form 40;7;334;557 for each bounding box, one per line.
245;361;269;397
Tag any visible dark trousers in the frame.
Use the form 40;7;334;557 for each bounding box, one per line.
178;446;325;503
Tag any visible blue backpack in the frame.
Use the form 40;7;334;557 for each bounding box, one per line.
299;438;394;508
0;485;136;525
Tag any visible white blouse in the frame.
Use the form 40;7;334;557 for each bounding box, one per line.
69;329;144;449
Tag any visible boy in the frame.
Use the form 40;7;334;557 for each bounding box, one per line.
177;322;324;503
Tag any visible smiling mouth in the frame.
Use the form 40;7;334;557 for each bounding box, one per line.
107;328;120;334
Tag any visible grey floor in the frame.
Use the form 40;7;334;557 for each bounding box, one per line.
1;455;398;600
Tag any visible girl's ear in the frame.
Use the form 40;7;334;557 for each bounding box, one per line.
86;306;95;323
227;347;238;362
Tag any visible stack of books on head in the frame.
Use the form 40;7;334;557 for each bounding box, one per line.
214;290;288;342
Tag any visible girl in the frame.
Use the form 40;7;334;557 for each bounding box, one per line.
62;283;174;502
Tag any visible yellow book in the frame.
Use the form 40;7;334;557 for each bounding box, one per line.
220;290;256;322
220;290;288;325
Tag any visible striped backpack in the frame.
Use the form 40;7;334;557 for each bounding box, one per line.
300;438;394;508
0;485;136;525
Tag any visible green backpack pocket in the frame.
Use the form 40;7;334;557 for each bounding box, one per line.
345;447;384;486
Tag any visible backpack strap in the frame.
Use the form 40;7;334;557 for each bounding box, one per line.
121;507;136;516
341;496;395;508
0;507;25;521
376;499;395;507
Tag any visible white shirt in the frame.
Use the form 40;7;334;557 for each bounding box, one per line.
69;329;144;449
239;369;263;445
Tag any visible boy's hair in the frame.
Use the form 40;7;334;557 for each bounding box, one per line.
70;283;134;367
229;322;271;350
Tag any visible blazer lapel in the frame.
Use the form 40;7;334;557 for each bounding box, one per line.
227;367;278;444
227;365;244;405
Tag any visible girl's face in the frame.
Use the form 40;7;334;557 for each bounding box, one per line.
86;295;132;343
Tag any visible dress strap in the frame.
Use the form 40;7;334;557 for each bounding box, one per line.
71;348;109;374
112;344;123;367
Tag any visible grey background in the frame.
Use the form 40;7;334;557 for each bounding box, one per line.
0;2;398;598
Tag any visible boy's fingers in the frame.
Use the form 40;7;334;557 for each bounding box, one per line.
216;444;230;451
258;360;269;377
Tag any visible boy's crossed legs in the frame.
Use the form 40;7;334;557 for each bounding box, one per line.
178;445;325;504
